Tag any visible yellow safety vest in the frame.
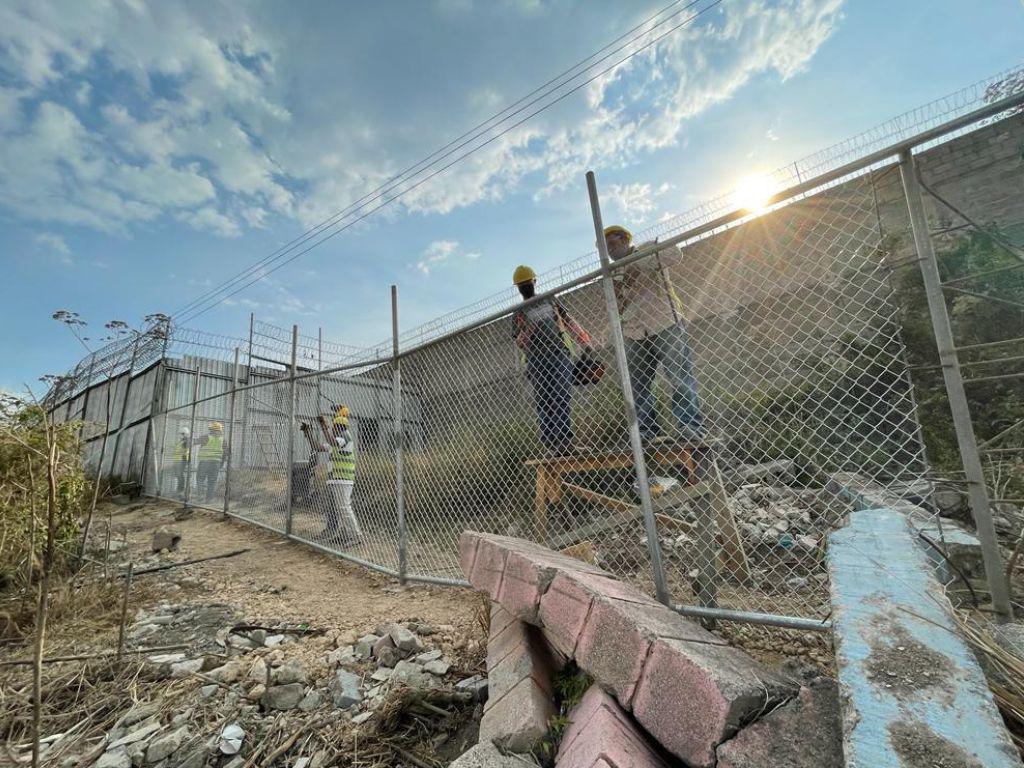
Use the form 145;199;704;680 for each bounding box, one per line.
330;446;355;482
198;435;223;461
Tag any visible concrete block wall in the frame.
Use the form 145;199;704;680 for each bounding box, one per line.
460;531;835;768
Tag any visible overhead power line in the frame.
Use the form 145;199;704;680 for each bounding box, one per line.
172;0;705;322
173;0;724;325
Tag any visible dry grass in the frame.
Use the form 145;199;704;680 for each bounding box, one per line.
952;608;1024;755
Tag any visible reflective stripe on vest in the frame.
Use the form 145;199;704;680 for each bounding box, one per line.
198;435;223;461
330;447;355;482
173;443;189;462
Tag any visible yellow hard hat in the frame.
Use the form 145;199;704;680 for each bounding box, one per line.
512;265;536;285
210;421;223;432
334;404;350;425
604;225;632;242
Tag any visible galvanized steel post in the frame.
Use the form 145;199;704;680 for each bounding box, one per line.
392;285;408;584
184;365;201;511
285;325;298;536
899;149;1013;621
586;170;671;606
224;347;241;519
110;334;141;477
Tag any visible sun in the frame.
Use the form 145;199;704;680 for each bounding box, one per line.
733;175;776;213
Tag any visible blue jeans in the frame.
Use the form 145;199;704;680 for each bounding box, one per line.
625;323;703;439
527;349;573;452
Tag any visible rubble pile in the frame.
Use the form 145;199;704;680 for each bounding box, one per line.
87;607;485;768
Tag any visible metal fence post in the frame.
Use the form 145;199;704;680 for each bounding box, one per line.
110;334;141;481
285;325;298;536
586;170;671;606
224;347;241;519
899;149;1013;621
184;365;200;511
240;312;255;465
392;285;408;584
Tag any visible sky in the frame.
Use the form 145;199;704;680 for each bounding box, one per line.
1;0;1023;393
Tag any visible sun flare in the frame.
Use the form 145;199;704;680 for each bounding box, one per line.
733;175;776;213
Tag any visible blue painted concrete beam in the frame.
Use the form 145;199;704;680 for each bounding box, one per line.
828;471;985;586
828;508;1020;767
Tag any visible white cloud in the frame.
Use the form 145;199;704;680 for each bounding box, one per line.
176;206;240;238
416;239;482;275
602;182;672;225
0;0;842;249
34;232;72;263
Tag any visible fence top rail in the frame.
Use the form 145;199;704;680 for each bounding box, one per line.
381;88;1024;363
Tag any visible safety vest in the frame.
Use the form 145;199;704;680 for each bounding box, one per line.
198;435;223;461
173;441;189;462
330;445;355;483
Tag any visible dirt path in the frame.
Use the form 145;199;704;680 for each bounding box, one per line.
112;498;482;639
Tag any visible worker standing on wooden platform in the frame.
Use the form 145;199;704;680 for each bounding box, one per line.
604;225;704;443
512;265;595;457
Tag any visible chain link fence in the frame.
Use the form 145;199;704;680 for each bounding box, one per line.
54;65;1024;627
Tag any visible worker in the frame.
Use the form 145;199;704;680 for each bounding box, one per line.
604;225;704;443
170;427;190;497
194;421;229;502
512;265;595;456
315;405;362;546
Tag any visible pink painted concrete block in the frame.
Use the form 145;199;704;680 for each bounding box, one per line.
556;685;669;768
488;622;554;699
479;675;555;754
487;616;529;672
575;595;728;707
490;602;518;641
538;572;596;658
631;637;795;768
467;536;510;600
458;532;480;581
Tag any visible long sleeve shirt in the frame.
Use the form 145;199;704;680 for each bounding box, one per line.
613;242;685;340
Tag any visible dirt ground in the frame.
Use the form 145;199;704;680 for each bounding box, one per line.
112;498;482;639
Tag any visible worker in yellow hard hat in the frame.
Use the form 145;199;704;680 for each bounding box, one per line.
195;420;230;502
168;426;190;498
512;264;596;456
603;223;704;444
313;404;362;546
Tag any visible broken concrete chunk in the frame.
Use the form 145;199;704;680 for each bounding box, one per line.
298;690;322;711
376;645;402;668
328;669;362;710
354;634;379;659
415;649;442;663
95;746;132;768
391;659;431;689
389;624;424;653
372;634;396;658
271;658;309;685
262;683;305;711
455;674;489;702
145;726;189;764
449;742;534;767
422;659;450;676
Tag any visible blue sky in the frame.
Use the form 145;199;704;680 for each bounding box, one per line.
1;0;1022;392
